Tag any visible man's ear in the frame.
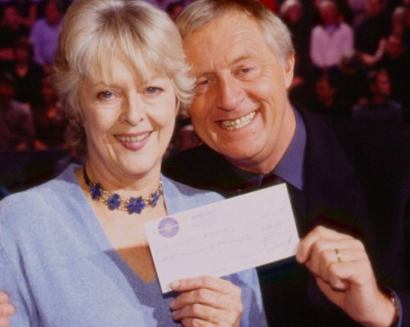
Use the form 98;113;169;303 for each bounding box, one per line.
284;52;295;90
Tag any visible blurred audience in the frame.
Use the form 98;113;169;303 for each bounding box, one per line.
32;76;66;149
375;33;410;112
308;74;351;118
333;50;368;110
352;68;405;122
13;0;40;27
0;0;409;195
310;0;354;75
30;0;63;73
0;37;43;105
166;1;184;20
354;0;390;57
0;4;30;61
0;72;35;149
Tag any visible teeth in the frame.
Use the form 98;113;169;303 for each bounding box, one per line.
220;111;256;130
116;133;150;142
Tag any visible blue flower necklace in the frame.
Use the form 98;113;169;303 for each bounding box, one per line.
83;168;163;215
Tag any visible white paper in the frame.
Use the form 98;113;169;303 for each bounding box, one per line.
145;184;299;293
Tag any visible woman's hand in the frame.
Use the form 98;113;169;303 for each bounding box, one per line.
0;292;15;327
170;276;243;327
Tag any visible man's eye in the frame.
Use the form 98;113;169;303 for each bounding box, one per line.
98;91;113;100
196;79;210;91
195;77;215;94
238;67;254;75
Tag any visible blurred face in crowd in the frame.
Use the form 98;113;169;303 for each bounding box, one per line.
45;2;62;26
285;4;302;24
319;1;339;25
386;35;404;58
0;81;15;103
365;0;384;17
316;78;336;105
15;46;30;63
3;6;20;29
372;72;391;97
183;12;295;173
41;78;58;105
79;52;177;180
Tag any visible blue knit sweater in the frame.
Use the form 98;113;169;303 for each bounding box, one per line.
0;165;267;326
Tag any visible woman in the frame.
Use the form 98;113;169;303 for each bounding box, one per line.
0;0;267;326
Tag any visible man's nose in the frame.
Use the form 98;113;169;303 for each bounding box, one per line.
215;77;244;111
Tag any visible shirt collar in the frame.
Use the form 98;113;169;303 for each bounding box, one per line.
273;107;306;190
230;107;306;191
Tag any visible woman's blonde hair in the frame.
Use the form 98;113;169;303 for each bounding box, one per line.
176;0;294;67
52;0;194;156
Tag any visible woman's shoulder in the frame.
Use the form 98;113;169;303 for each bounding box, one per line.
0;165;81;225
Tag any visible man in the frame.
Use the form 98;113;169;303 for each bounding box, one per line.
352;68;404;123
0;4;30;61
309;74;351;118
163;0;409;326
0;0;409;326
354;0;390;57
30;0;64;73
376;34;410;114
0;72;35;150
310;0;354;75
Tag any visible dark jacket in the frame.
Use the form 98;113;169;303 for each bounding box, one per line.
163;108;410;326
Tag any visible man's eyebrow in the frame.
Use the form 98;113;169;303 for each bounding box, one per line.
193;54;255;78
231;54;254;65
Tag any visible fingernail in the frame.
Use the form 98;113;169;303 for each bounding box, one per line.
169;300;175;309
170;280;179;289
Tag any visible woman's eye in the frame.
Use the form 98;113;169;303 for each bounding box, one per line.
98;91;113;100
146;87;161;95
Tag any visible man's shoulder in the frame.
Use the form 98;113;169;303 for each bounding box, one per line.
163;145;230;186
303;110;410;165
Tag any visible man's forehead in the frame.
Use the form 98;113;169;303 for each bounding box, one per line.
183;15;267;74
183;12;262;46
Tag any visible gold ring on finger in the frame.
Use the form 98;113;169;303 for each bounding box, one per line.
335;248;342;263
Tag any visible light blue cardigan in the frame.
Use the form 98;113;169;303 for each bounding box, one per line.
0;165;267;326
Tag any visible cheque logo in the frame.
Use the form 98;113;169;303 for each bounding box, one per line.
158;217;179;238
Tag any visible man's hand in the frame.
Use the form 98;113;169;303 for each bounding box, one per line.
170;276;243;327
296;226;398;327
0;292;15;327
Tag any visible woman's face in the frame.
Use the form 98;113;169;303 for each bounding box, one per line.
79;53;177;181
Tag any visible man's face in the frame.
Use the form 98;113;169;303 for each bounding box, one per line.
3;7;19;27
183;13;295;173
45;3;62;26
316;79;335;102
320;2;338;25
373;72;391;97
386;36;404;58
365;0;383;17
0;81;15;102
